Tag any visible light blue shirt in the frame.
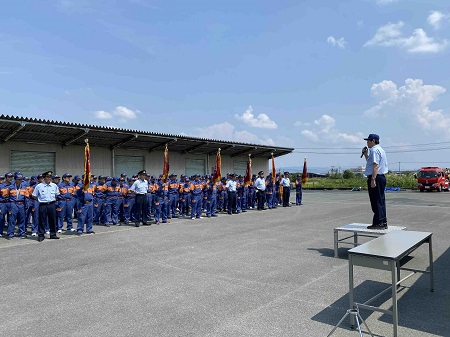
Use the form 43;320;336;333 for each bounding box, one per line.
225;180;237;192
32;182;60;203
129;179;148;194
281;177;291;187
254;177;265;191
365;144;388;176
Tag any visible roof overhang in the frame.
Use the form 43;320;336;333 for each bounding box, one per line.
0;115;294;159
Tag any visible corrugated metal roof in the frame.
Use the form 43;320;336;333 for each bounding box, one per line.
0;115;293;158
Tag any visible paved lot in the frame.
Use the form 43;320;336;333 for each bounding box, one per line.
0;190;449;337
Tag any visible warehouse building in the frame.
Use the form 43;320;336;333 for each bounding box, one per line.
0;115;293;178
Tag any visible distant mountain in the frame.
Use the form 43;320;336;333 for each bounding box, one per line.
278;166;331;174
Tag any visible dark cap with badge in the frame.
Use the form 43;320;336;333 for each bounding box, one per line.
62;173;72;179
42;171;53;178
137;170;146;176
364;133;380;141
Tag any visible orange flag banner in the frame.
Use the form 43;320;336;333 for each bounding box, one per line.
244;155;252;187
162;143;170;183
83;139;91;191
301;158;308;184
212;148;222;183
271;153;276;180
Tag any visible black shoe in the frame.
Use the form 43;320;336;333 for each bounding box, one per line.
105;224;110;227
6;236;12;240
366;224;387;230
38;236;45;242
86;231;95;234
49;236;60;239
211;214;218;217
135;224;140;227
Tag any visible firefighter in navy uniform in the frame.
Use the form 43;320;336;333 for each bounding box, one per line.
7;172;29;239
0;172;14;237
295;174;303;205
93;175;107;225
178;174;190;217
76;175;96;235
57;173;75;232
104;176;121;226
167;173;179;218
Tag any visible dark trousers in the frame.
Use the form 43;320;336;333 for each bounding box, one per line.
38;202;57;237
282;187;290;206
256;190;265;210
227;191;237;213
367;174;387;225
134;194;148;225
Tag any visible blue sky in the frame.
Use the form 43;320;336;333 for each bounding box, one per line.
1;0;450;172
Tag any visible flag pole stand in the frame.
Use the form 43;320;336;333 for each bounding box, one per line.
327;306;374;337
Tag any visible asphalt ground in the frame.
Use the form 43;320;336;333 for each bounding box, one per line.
0;190;449;337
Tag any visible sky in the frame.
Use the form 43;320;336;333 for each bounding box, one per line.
1;0;450;172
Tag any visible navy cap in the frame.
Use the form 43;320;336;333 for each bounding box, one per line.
132;174;138;178
5;172;13;177
120;173;127;177
37;174;43;179
52;174;60;179
364;133;380;141
0;175;4;179
74;175;81;180
62;173;72;179
14;172;23;180
112;176;119;182
138;170;146;176
42;171;53;178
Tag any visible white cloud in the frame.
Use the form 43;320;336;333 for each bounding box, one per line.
427;11;450;30
300;115;363;144
314;114;336;133
375;0;397;5
235;106;278;129
94;110;113;119
338;132;364;144
365;78;450;132
327;36;346;49
293;121;310;127
94;106;139;121
196;121;274;145
364;21;448;53
301;130;319;142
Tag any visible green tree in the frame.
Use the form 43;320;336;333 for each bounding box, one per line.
343;170;355;179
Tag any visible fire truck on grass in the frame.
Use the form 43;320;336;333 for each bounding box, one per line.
417;167;450;192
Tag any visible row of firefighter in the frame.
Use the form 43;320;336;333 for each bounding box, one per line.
0;171;303;237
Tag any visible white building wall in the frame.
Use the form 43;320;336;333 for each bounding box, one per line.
1;141;269;177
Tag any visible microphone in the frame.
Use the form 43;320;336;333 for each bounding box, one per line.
360;146;368;158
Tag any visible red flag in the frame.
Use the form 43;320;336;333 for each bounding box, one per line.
244;155;252;187
162;143;170;183
212;149;222;183
83;139;91;191
301;158;308;184
271;153;276;180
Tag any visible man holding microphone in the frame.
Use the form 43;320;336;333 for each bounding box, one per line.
361;134;388;229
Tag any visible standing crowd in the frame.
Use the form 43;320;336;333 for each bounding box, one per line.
0;169;303;241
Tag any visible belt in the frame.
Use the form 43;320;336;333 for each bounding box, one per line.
12;201;25;204
40;201;56;205
136;193;146;196
0;201;8;203
126;195;135;198
83;200;93;204
107;196;118;198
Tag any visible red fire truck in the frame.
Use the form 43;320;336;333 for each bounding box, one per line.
417;167;449;192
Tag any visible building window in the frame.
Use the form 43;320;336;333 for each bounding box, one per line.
10;150;56;177
115;155;144;177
